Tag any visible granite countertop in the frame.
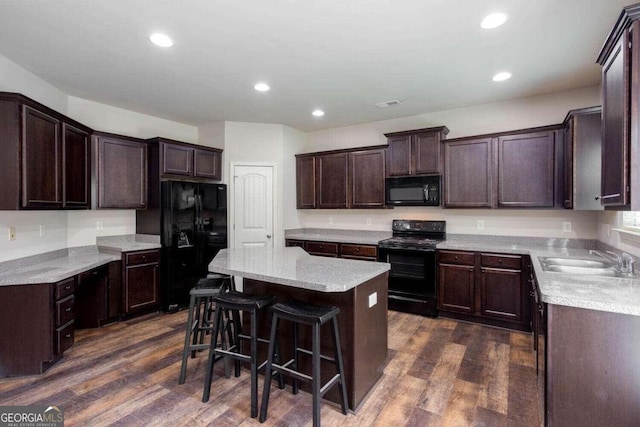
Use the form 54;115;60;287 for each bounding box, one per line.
0;234;162;286
0;249;120;286
439;240;640;316
285;228;392;245
96;234;161;253
209;247;390;293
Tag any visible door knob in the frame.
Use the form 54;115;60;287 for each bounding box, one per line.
267;234;272;238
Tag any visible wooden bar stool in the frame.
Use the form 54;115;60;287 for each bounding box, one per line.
178;274;234;384
202;291;283;418
259;300;348;427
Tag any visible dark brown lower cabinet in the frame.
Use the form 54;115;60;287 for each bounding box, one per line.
285;239;378;261
437;250;530;331
123;249;160;315
546;304;640;426
0;278;75;377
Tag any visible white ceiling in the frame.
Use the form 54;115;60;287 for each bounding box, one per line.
0;0;630;132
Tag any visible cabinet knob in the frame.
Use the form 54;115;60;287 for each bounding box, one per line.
498;259;503;263
64;285;71;290
65;334;71;338
92;271;98;276
356;248;360;252
65;307;72;312
454;256;458;260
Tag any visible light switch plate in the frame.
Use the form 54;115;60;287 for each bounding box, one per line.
368;292;377;308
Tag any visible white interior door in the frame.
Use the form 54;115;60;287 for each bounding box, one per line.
232;164;274;248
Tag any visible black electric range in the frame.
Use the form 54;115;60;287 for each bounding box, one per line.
378;220;446;317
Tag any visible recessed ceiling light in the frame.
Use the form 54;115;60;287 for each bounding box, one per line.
149;33;174;47
481;13;508;29
254;82;270;92
312;109;325;117
492;71;512;82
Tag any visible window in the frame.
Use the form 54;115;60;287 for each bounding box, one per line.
622;211;640;231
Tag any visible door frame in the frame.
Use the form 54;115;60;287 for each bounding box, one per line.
229;162;278;249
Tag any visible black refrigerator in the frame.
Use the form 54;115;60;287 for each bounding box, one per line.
159;181;227;312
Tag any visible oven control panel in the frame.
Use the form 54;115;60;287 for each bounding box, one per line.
392;220;446;233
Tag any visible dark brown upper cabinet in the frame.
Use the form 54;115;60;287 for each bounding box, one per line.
562;107;603;210
0;93;92;210
148;137;222;181
350;148;386;208
296;145;386;209
497;131;556;208
317;152;349;209
443;125;563;209
443;137;493;208
384;126;449;177
597;5;640;210
94;132;147;209
63;123;91;208
296;156;316;209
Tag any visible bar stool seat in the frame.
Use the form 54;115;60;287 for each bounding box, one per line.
202;291;283;418
178;274;234;385
259;300;348;427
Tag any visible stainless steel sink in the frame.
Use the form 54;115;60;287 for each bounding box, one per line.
538;256;622;277
544;264;620;277
543;257;609;268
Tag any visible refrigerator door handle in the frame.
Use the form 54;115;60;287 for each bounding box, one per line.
195;194;202;230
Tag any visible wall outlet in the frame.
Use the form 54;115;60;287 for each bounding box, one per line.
368;292;377;308
39;224;45;237
562;222;572;232
477;220;485;230
366;218;372;226
8;227;16;241
96;221;104;231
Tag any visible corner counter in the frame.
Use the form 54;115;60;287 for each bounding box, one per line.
209;247;390;411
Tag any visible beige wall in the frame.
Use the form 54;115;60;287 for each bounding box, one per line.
597;211;640;257
67;97;198;142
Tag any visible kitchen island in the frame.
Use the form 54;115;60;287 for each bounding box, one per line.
208;246;390;411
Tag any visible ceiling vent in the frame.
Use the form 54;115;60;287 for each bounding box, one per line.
374;99;402;108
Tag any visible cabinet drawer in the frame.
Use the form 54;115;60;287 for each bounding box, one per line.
56;295;75;326
285;239;306;249
438;250;475;266
340;244;377;258
55;321;74;354
125;250;160;266
55;277;75;300
306;242;339;256
481;253;521;270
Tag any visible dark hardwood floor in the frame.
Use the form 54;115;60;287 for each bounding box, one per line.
0;310;541;426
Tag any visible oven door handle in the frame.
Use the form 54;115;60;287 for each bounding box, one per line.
423;185;429;201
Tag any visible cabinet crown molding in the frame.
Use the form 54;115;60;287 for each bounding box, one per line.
384;126;450;138
597;3;640;65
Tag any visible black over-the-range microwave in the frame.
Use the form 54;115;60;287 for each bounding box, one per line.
385;176;441;206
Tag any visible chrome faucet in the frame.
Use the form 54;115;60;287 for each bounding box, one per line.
621;253;635;275
589;250;635;276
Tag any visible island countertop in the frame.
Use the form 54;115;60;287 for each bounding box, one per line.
208;247;390;293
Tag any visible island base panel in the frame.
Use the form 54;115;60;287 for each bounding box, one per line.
243;273;388;411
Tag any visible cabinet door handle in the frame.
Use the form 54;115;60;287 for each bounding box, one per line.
595;193;620;200
65;334;71;338
65;307;72;312
92;271;98;276
64;285;71;290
